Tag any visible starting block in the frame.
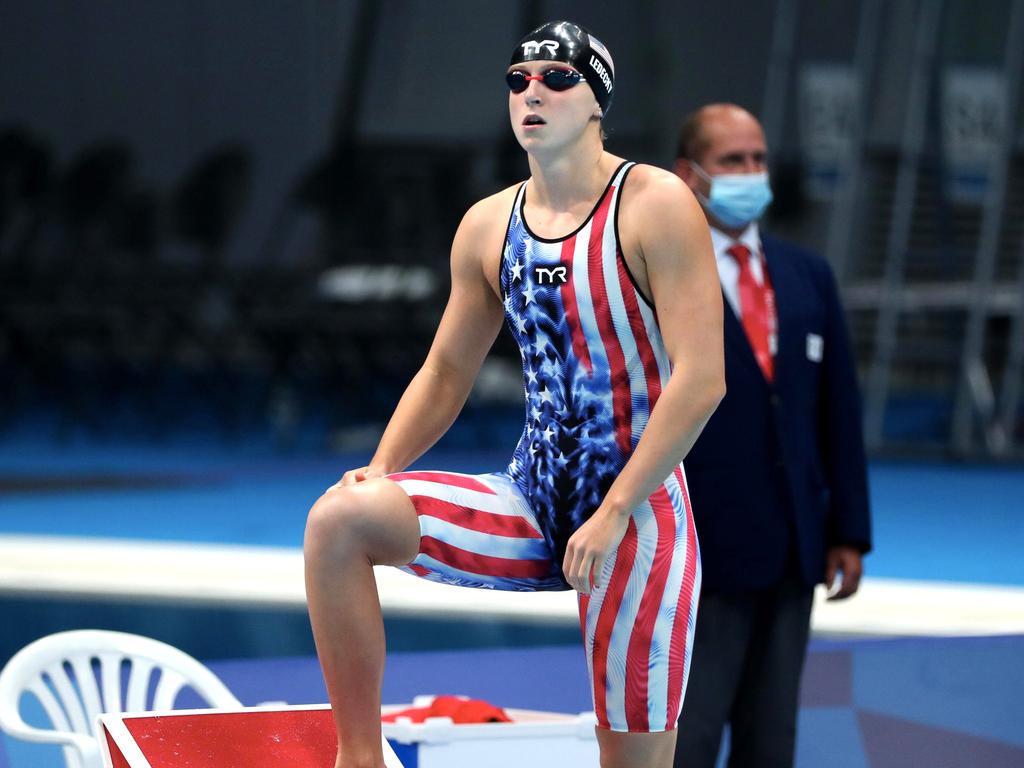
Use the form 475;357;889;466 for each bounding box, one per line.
97;702;599;767
98;704;402;768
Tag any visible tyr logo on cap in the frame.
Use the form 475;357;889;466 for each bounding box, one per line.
522;39;560;57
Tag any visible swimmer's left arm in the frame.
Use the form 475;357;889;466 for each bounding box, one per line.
563;168;724;594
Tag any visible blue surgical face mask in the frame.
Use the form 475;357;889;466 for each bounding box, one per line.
692;162;773;229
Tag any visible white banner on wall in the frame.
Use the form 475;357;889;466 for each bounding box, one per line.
798;64;858;200
942;67;1005;204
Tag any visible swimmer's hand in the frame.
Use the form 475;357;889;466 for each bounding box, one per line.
333;466;386;488
562;507;631;595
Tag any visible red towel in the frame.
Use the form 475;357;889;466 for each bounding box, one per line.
381;695;512;724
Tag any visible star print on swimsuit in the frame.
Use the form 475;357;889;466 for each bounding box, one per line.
500;208;621;558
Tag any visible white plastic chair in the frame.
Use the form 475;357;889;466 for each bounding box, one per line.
0;629;241;768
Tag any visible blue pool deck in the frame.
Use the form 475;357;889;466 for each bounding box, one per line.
1;439;1022;587
1;437;1023;767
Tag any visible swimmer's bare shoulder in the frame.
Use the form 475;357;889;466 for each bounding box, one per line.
616;163;708;301
451;183;523;296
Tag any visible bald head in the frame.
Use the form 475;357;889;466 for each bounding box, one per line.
676;104;765;166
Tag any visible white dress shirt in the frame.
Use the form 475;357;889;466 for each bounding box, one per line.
710;222;765;319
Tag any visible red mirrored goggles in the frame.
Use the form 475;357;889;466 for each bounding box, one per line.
506;68;583;94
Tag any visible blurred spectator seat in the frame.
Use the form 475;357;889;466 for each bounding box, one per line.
0;126;52;266
173;144;252;275
0;629;240;768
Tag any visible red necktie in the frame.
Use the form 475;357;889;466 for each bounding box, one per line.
728;243;775;382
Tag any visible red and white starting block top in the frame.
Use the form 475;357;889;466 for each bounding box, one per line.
98;702;599;768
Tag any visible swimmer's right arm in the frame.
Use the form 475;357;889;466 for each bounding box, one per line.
336;195;509;486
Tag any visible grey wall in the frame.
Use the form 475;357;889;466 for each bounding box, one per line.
2;0;1018;266
1;1;355;265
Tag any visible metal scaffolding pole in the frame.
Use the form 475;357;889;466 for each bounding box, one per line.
863;0;944;450
824;0;883;284
993;0;1024;455
998;238;1024;455
950;0;1024;456
760;0;799;154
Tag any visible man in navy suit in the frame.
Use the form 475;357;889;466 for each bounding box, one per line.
671;104;872;768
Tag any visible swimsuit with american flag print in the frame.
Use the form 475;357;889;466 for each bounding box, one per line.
387;161;701;733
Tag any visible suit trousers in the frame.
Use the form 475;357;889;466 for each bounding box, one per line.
673;569;814;768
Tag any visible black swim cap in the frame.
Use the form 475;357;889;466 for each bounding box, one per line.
509;20;615;114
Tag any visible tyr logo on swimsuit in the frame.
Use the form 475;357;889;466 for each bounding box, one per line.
522;40;559;57
535;265;569;285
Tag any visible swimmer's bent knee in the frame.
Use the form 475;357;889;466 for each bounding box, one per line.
304;487;358;557
304;480;419;565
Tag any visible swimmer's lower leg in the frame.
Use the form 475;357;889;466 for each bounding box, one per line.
596;727;678;768
303;482;419;768
306;539;386;765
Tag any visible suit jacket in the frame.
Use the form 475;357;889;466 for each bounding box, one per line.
684;234;872;593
